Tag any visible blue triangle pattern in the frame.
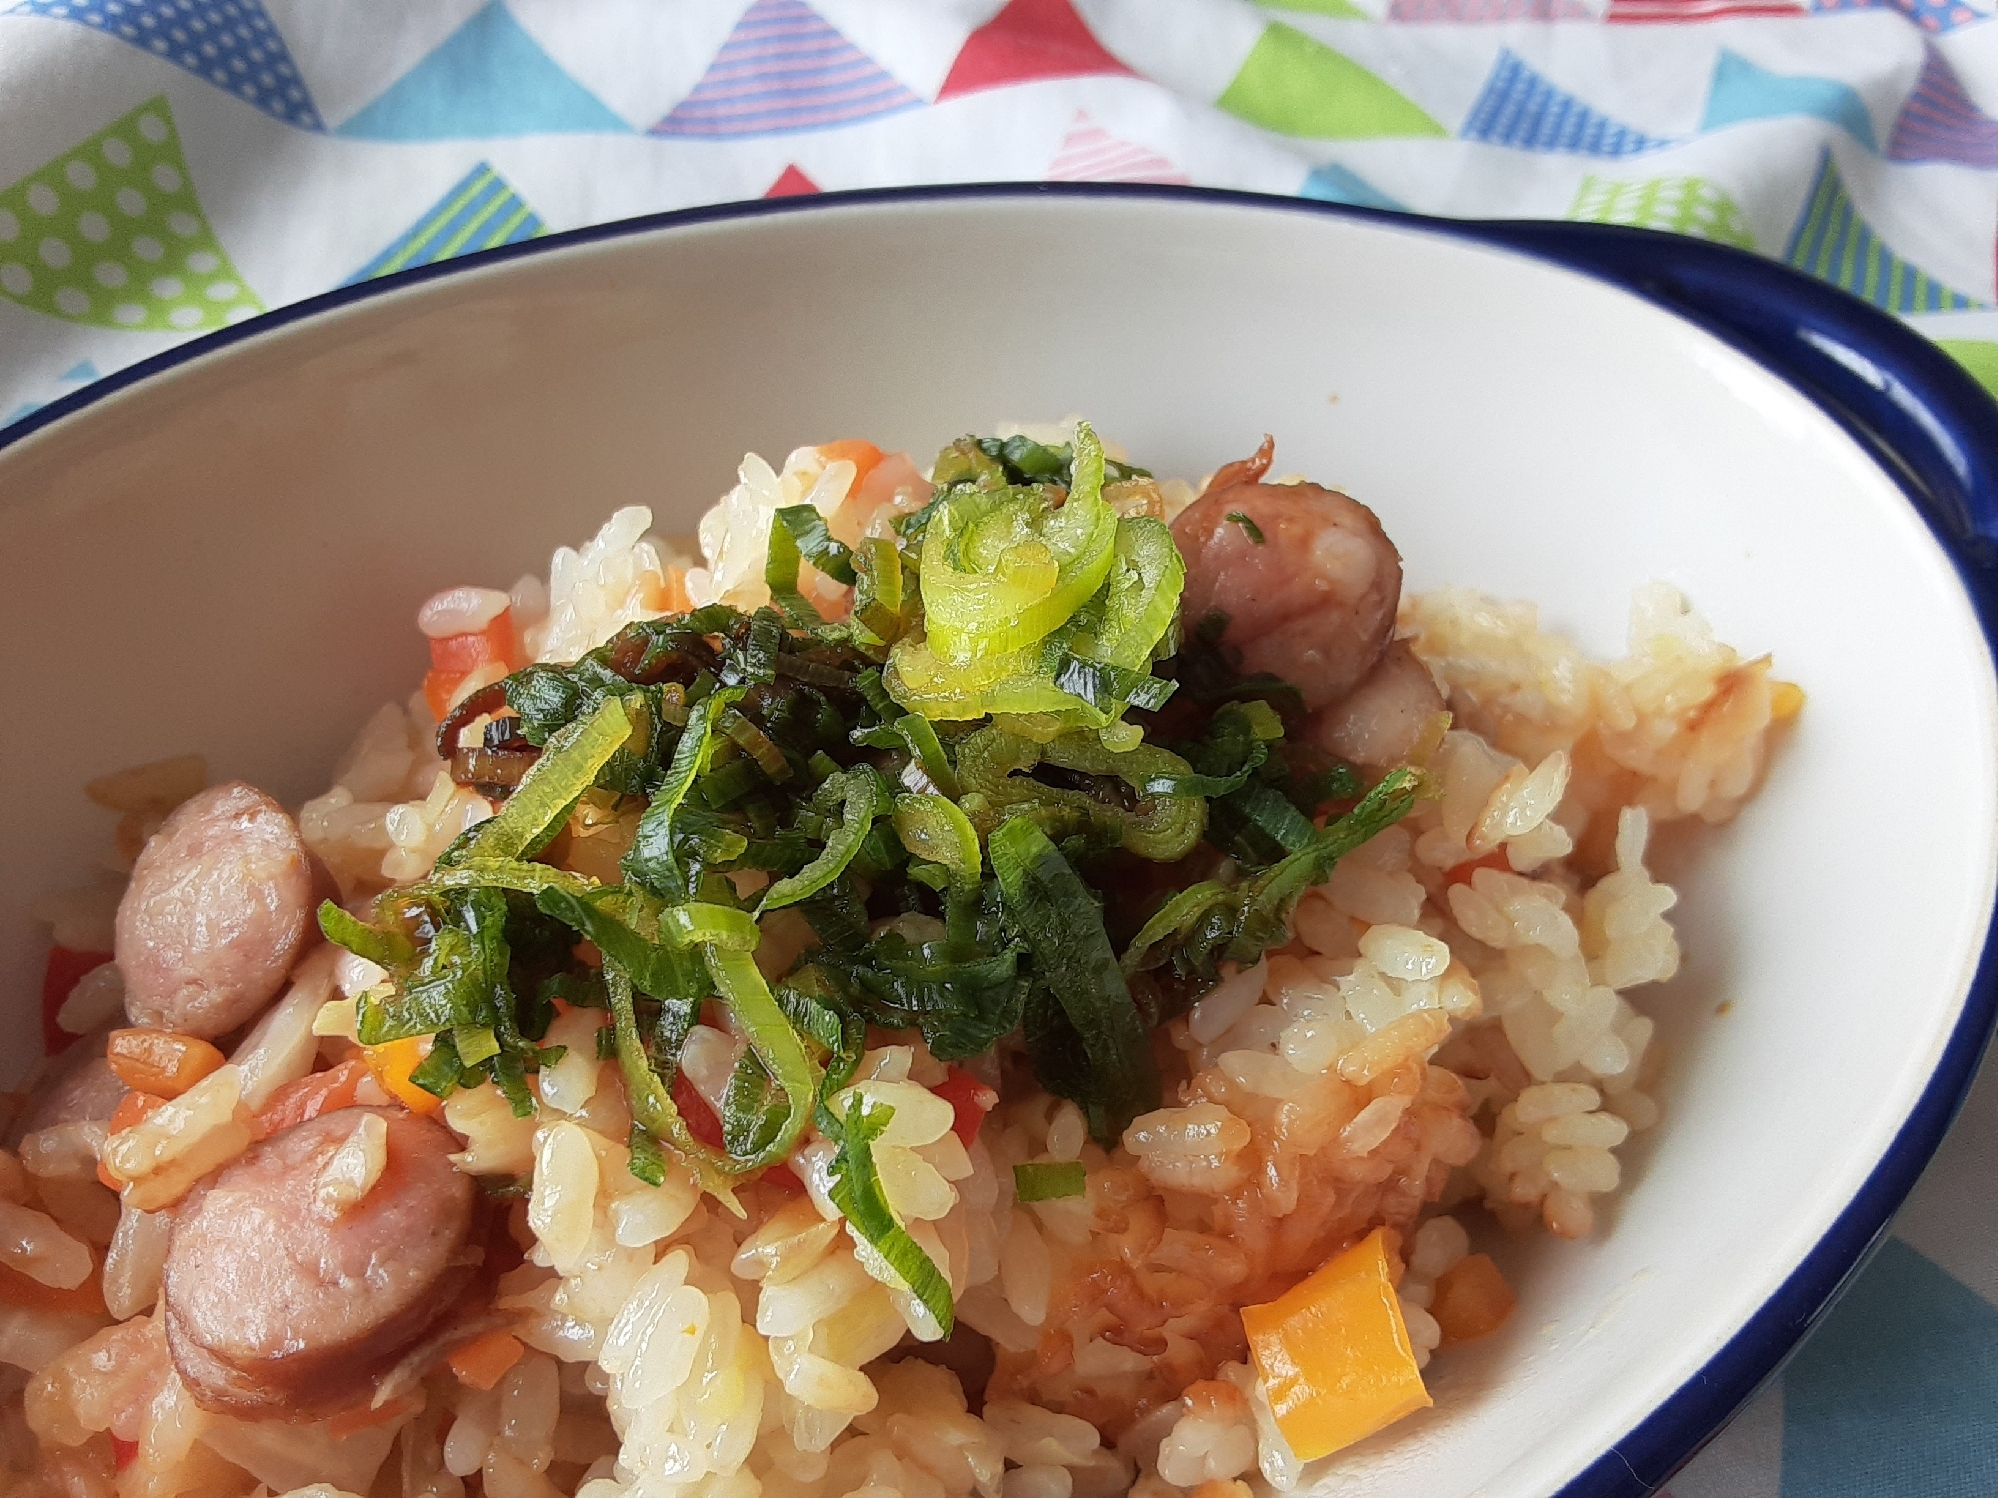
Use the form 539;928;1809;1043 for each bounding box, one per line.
342;162;544;285
650;0;922;140
1784;149;1979;311
9;0;321;129
336;1;628;141
1780;1238;1998;1496
3;360;100;428
1461;50;1672;157
1701;49;1877;148
1300;162;1404;211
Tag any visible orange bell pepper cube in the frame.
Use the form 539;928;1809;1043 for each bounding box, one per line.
1241;1226;1432;1461
105;1029;226;1099
1429;1253;1516;1345
448;1329;525;1391
363;1037;444;1117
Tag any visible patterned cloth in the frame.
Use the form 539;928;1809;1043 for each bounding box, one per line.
3;3;1995;1491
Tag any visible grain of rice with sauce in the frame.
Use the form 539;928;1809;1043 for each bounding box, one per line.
0;421;1795;1498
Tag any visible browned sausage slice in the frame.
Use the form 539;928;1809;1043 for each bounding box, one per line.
114;782;321;1040
161;1106;476;1418
1172;440;1403;712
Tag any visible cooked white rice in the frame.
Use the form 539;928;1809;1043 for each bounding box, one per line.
3;438;1795;1498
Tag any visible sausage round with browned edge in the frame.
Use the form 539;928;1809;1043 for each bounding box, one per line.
114;782;322;1040
161;1106;477;1418
1171;437;1403;712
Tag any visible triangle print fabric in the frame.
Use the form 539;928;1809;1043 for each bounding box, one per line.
1808;0;1984;31
1046;112;1189;182
342;162;544;285
652;0;921;139
1785;151;1979;310
337;1;627;140
1604;0;1811;19
1300;161;1405;209
1889;46;1998;166
1570;174;1756;247
763;163;821;196
1700;48;1877;146
936;0;1135;101
1218;24;1445;137
1461;50;1673;154
0;96;260;331
1387;0;1592;21
9;0;321;129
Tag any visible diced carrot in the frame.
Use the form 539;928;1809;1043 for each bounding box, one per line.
363;1037;443;1117
429;610;521;676
421;610;523;719
1444;849;1511;887
1429;1253;1516;1345
254;1058;368;1138
323;1393;419;1440
641;567;695;616
107;1089;165;1136
98;1091;167;1190
673;1070;725;1150
930;1066;998;1149
41;947;112;1057
1241;1226;1432;1461
0;1259;106;1316
818;439;884;486
447;1329;524;1391
105;1029;226;1100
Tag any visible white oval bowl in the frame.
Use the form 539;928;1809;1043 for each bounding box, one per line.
3;188;1994;1498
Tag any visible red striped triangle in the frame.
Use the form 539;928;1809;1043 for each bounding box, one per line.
937;0;1134;102
764;164;822;197
1607;0;1805;18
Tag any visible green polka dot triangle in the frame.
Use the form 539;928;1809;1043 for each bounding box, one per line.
0;95;261;332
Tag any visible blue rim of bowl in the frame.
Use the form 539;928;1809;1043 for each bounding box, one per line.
6;182;1996;1497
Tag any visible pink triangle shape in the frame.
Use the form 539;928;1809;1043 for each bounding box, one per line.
1045;111;1188;184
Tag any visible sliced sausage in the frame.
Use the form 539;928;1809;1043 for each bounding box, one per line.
161;1106;476;1418
13;1032;124;1143
1310;641;1448;769
115;782;322;1040
1172;437;1403;711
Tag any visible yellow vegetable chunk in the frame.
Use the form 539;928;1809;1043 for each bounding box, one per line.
1241;1226;1432;1460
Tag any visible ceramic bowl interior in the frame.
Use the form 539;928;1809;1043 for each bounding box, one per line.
2;192;1992;1498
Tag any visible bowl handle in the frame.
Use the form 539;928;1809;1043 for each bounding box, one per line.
1442;220;1998;576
